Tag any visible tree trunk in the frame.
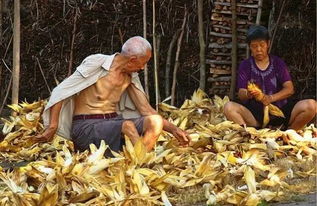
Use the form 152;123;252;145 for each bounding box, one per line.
197;0;206;91
256;0;263;24
143;0;149;98
269;0;286;53
0;0;2;45
0;0;3;101
171;8;187;106
165;30;179;98
229;0;237;100
67;9;78;77
12;0;20;109
156;34;161;103
152;0;160;109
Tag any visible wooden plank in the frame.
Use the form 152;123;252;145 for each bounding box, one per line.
210;31;246;39
212;10;256;17
211;15;254;25
212;24;247;33
213;2;259;8
209;68;232;74
207;59;232;65
210;85;231;89
208;42;247;49
209;51;246;56
208;76;232;82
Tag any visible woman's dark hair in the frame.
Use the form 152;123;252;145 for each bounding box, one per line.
246;25;270;43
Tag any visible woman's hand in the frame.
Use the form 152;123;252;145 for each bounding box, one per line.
249;90;262;100
260;94;273;106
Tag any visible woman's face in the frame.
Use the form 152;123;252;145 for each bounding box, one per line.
250;39;270;61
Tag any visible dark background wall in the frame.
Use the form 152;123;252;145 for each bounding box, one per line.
0;0;315;115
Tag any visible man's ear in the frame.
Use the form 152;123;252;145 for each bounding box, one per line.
267;40;271;48
129;56;138;63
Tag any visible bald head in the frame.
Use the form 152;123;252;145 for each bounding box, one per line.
121;36;152;57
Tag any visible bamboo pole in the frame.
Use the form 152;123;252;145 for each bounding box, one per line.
12;0;20;109
0;0;3;101
165;30;179;98
171;8;187;106
0;0;2;45
198;0;206;91
67;9;78;77
0;75;12;116
156;34;161;103
143;0;149;98
229;0;237;100
152;0;159;109
245;0;263;59
269;0;286;53
255;0;263;24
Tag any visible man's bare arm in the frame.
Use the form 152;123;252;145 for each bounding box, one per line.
36;101;63;142
127;84;191;145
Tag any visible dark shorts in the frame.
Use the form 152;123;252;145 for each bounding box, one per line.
243;100;297;129
71;114;144;156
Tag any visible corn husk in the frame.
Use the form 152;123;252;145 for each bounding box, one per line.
0;91;316;206
247;82;285;127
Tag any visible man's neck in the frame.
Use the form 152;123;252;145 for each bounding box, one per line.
110;54;129;73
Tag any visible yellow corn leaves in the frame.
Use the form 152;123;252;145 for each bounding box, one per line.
247;83;265;101
0;90;316;205
268;103;285;118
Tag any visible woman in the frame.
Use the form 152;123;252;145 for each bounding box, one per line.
224;25;316;130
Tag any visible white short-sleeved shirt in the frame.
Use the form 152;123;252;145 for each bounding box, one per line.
42;53;145;139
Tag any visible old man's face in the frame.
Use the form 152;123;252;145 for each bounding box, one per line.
126;50;152;73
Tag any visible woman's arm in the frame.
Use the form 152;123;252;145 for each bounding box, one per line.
261;81;294;105
238;88;253;101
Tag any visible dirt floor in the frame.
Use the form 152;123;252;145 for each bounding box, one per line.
271;193;316;206
189;193;317;206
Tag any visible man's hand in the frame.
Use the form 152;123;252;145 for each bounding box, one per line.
34;126;57;143
171;127;191;146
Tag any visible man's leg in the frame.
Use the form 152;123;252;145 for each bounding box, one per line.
224;101;260;127
288;99;317;131
142;115;163;151
122;120;141;144
122;115;163;151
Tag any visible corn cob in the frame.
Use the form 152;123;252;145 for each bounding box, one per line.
247;82;285;128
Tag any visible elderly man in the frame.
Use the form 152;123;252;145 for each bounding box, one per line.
224;25;316;130
39;36;190;154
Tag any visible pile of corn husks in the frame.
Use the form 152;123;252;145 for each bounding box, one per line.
0;90;316;206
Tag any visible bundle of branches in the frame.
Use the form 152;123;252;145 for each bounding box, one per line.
0;90;316;205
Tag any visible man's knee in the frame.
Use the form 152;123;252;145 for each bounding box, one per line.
122;120;136;131
145;114;163;131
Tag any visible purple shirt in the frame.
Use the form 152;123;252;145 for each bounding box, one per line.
237;55;292;109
